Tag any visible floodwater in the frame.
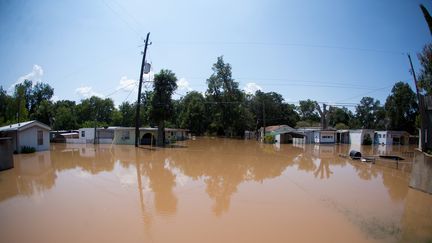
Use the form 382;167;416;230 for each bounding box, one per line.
0;138;431;243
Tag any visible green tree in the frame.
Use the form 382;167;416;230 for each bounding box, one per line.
118;101;135;127
0;86;15;125
77;96;115;126
178;91;207;135
206;56;245;136
13;83;29;122
355;97;382;129
29;82;54;114
53;100;78;130
297;99;320;123
250;91;299;129
417;43;432;95
384;82;418;134
328;106;352;128
150;69;178;146
31;100;53;126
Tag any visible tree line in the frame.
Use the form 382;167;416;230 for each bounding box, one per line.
1;52;427;136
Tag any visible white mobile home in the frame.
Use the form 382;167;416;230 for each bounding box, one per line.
0;120;51;153
314;130;336;144
294;127;335;144
374;131;409;145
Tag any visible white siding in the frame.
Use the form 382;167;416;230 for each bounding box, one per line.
350;132;362;145
18;127;49;152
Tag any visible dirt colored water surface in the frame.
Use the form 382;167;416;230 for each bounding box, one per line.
0;138;431;243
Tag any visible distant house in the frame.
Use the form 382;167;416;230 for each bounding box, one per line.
260;125;304;144
0;120;51;153
374;131;410;145
64;127;188;145
293;127;335;144
313;129;336;144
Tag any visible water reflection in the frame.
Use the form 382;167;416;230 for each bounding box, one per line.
0;152;55;202
0;138;430;242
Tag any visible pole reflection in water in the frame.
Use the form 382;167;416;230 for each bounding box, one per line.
0;138;430;243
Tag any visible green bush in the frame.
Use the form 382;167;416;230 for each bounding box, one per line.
362;134;372;145
264;134;275;144
21;146;36;153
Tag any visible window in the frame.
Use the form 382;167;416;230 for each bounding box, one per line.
383;134;386;138
378;134;382;138
122;131;130;140
81;131;85;137
37;130;43;145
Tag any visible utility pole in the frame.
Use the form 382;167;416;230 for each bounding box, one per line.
135;32;151;147
408;53;427;151
262;101;266;140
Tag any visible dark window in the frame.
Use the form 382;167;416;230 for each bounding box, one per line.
37;130;43;145
122;131;130;140
81;131;85;137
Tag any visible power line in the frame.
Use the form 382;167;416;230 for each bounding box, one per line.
334;85;393;103
154;40;407;55
182;77;411;90
101;0;143;39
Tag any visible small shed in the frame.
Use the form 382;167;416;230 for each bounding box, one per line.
349;129;375;145
0;120;51;153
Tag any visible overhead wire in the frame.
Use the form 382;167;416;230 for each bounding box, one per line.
154;40;407;55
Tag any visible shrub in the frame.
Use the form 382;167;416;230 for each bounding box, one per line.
362;134;372;145
21;146;36;153
264;134;275;144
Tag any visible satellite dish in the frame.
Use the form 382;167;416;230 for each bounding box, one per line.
144;63;151;74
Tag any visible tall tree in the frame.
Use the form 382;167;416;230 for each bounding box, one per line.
13;83;29;123
206;56;244;136
417;43;432;95
150;69;178;146
30;82;54;114
355;97;382;129
384;82;418;134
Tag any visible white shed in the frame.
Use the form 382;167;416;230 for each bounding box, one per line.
0;120;51;153
349;129;375;145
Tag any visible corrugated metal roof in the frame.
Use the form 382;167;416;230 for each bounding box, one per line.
0;120;51;132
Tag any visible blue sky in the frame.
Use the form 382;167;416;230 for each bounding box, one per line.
0;0;431;108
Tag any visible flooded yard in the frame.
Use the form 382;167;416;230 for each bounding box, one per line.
0;137;431;242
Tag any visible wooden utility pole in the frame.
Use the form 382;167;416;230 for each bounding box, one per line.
135;33;151;147
262;101;266;140
408;53;427;151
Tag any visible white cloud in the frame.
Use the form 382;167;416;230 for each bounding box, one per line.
117;76;138;92
177;77;192;91
9;64;44;91
244;82;262;94
75;86;103;98
143;70;154;82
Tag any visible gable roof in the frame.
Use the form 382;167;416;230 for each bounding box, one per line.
0;120;51;132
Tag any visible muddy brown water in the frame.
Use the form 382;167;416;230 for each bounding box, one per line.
0;137;431;243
